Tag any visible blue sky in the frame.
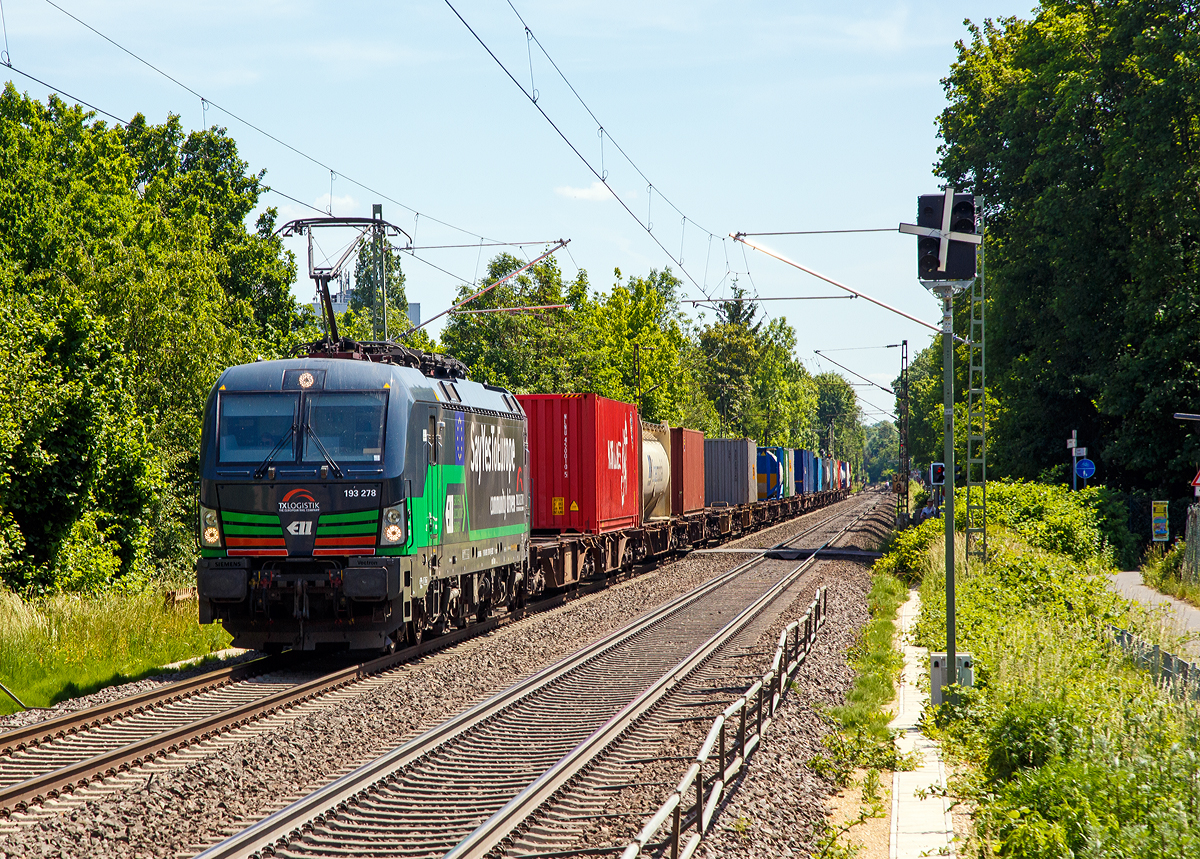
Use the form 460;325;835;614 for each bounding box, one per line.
3;0;1033;422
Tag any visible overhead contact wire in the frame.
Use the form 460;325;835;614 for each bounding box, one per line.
448;0;712;298
503;0;718;241
38;0;505;246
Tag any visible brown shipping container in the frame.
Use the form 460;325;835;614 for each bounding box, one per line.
517;393;640;533
670;427;706;515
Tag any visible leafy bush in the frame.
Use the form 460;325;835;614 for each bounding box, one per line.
985;697;1078;781
885;480;1200;856
830;572;908;738
873;517;942;583
961;480;1112;562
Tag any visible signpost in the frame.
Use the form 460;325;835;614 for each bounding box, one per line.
1068;431;1077;490
899;187;982;705
1153;501;1170;543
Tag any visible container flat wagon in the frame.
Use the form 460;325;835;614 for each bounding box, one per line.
517;396;847;595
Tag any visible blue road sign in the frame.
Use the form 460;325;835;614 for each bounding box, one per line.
1075;458;1096;479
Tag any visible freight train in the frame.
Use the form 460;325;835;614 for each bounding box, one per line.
194;342;851;653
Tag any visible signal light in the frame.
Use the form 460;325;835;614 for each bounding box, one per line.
912;193;978;281
930;462;946;486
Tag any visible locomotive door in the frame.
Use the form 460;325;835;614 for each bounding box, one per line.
419;404;445;559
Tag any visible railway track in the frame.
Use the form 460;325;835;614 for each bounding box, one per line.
193;492;880;859
0;493;864;820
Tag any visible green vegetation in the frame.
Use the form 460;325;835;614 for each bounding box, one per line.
830;572;908;740
0;587;231;716
887;479;1200;857
1141;540;1200;608
0;85;310;595
862;421;897;484
914;0;1200;504
808;570;911;859
0;87;870;600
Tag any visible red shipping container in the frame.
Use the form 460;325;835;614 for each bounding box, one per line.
670;427;706;515
518;393;640;533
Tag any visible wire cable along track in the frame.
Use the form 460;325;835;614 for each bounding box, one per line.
195;494;879;859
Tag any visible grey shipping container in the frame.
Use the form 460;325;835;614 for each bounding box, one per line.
705;438;757;506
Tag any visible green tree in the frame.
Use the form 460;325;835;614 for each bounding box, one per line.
815;372;865;474
0;87;298;591
439;251;601;394
936;2;1200;490
863;421;899;483
347;242;409;341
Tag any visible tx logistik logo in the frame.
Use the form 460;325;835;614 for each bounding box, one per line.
279;488;320;513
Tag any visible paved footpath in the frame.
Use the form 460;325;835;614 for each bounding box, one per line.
1108;571;1200;658
888;590;956;859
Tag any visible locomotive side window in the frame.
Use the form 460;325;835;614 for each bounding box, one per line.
217;393;298;462
302;391;388;463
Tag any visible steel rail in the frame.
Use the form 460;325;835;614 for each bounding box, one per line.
195;493;876;859
0;491;858;821
446;495;878;859
0;654;286;757
191;549;776;859
0;615;517;815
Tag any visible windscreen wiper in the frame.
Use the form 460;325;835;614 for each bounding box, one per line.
254;424;296;479
304;425;344;478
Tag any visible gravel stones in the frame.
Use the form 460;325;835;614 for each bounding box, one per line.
0;552;771;858
0;651;262;734
0;493;891;859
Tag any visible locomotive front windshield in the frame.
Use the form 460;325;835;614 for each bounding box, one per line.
302;391;387;463
218;393;298;462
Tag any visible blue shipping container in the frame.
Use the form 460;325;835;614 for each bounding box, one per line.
756;448;784;500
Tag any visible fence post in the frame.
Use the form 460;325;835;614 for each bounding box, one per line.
671;800;681;859
739;701;747;759
757;682;764;735
719;719;727;779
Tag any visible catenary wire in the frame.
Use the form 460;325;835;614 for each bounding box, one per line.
503;0;719;243
738;228;896;236
5;63;127;124
38;0;504;246
0;0;11;65
4;64;539;289
813;350;894;395
2;61;486;294
446;0;714;300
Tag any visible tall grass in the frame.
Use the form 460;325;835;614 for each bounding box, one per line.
0;587;231;716
830;571;908;739
1141;540;1200;608
902;506;1200;857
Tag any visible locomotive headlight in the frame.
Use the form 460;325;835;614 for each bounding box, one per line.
199;505;222;547
380;502;406;544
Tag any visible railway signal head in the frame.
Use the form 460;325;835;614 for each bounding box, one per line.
930;462;945;485
899;188;981;285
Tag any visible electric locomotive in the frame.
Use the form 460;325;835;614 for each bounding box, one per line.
194;343;531;652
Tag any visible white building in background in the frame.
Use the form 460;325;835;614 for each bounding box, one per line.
310;292;420;327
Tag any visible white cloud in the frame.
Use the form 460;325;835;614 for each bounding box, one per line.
555;181;616;201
